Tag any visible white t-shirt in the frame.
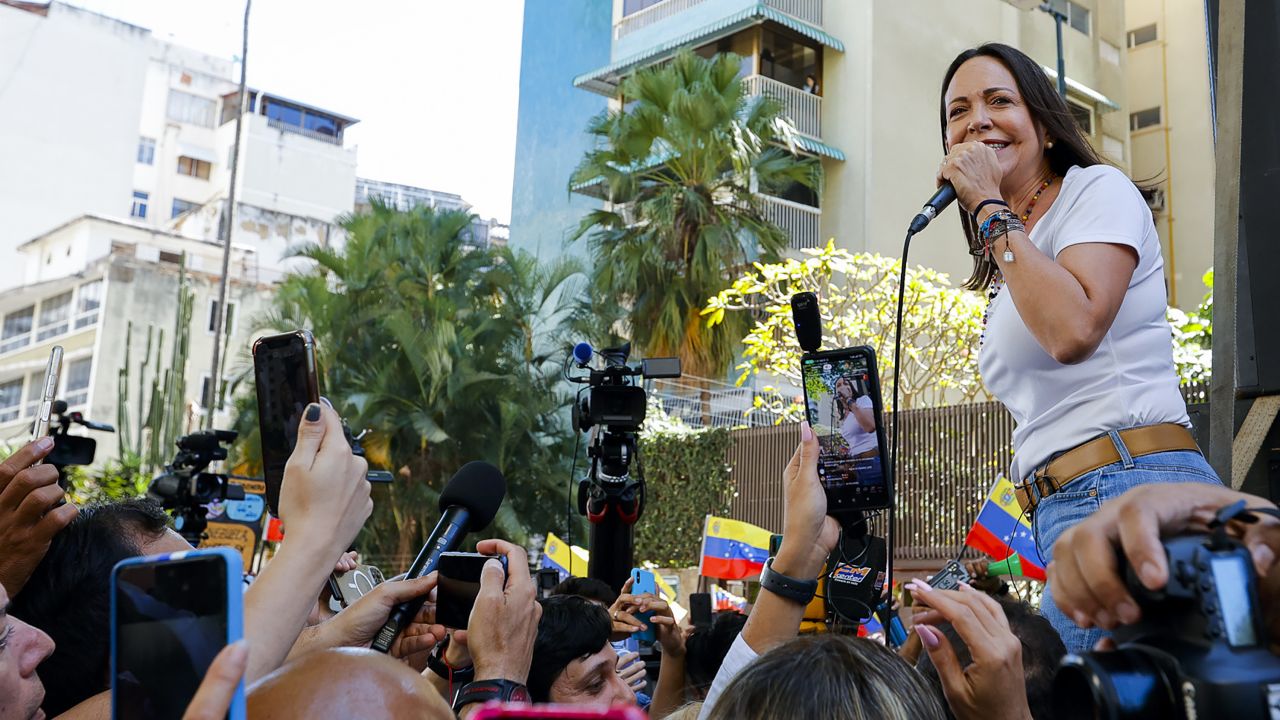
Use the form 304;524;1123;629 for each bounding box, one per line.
978;164;1189;482
839;395;877;455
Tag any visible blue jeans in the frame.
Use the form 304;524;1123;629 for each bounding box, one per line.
1031;438;1221;654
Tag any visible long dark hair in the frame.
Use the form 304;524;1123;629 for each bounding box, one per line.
939;43;1110;291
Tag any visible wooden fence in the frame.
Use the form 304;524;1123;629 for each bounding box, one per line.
726;385;1209;567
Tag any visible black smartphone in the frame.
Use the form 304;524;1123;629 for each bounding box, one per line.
111;548;245;720
690;592;712;632
800;346;892;514
437;552;508;629
252;330;319;517
927;560;971;592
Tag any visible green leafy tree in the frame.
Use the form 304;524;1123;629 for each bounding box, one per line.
1168;268;1213;386
703;242;991;418
231;203;589;566
570;50;822;379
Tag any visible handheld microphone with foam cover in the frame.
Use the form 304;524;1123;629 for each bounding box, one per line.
573;342;594;366
907;183;958;234
371;461;506;652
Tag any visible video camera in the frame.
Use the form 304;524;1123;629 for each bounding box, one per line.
148;429;245;545
566;342;679;590
1054;502;1280;719
40;400;115;487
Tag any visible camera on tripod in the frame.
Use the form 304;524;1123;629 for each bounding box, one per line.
1054;510;1280;719
148;429;245;545
566;342;679;590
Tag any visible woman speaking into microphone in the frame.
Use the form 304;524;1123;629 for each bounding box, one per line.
935;43;1220;651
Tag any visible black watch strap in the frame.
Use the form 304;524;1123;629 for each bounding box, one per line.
427;641;475;684
760;557;819;605
452;679;531;713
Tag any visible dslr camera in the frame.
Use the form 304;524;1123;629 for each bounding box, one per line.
1054;530;1280;719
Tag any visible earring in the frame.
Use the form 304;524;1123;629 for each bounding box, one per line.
1046;139;1055;149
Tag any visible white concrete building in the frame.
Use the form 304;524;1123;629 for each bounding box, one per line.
0;0;359;289
0;216;275;455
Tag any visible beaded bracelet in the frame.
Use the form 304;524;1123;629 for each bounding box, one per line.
977;209;1025;263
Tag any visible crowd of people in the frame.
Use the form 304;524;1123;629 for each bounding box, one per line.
2;41;1278;720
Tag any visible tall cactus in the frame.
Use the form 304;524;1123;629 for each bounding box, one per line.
116;255;196;474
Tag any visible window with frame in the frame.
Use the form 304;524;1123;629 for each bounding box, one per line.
137;137;156;165
36;292;72;341
200;375;230;411
1128;23;1158;48
172;198;198;218
75;280;102;329
622;0;665;15
167;90;217;128
1049;0;1091;36
1068;102;1093;135
177;156;211;179
0;378;20;422
1;306;34;353
207;300;236;336
63;357;91;407
131;191;149;219
1130;107;1162;131
23;372;41;418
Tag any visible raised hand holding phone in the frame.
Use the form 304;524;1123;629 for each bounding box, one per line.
112;547;246;720
0;436;75;594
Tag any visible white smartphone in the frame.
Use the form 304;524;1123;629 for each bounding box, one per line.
31;345;63;457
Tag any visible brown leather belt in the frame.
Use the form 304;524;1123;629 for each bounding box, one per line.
1014;423;1200;515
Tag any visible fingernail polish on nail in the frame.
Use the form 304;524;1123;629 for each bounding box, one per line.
917;624;941;650
304;403;321;422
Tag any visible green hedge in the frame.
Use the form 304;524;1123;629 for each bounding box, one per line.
634;426;735;567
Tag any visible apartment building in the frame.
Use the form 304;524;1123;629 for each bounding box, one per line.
0;1;359;290
0;217;274;452
512;0;1130;287
354;178;510;250
1124;1;1215;308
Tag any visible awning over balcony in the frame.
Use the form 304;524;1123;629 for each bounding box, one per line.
574;2;844;96
788;135;844;161
1039;65;1120;112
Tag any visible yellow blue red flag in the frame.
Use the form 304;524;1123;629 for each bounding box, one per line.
541;532;589;580
699;515;772;580
964;476;1046;581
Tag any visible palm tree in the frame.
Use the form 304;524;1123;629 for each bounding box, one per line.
232;202;589;567
570;50;822;379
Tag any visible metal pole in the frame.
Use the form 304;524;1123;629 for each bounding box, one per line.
208;0;251;430
1053;10;1067;98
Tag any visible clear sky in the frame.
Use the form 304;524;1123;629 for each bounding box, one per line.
67;0;526;223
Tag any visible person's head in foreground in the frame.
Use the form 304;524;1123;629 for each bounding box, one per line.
939;42;1106;291
0;581;55;720
11;498;190;717
248;647;452;719
705;634;947;720
529;594;636;706
684;610;747;697
915;598;1066;719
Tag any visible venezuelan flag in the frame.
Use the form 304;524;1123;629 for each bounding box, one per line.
964;476;1046;581
541;532;589;580
710;583;748;612
699;515;771;580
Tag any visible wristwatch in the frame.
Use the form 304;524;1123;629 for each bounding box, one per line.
453;679;531;712
426;638;475;685
760;557;819;605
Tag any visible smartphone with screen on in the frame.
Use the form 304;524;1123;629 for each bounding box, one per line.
328;564;386;609
252;330;319;518
799;346;892;515
111;547;245;720
30;345;63;448
472;705;648;720
629;568;657;644
437;552;508;629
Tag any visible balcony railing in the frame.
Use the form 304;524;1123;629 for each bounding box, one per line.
743;74;821;138
758;193;820;250
266;118;343;146
615;0;823;39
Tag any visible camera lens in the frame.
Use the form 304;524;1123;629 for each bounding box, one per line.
1054;648;1181;720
